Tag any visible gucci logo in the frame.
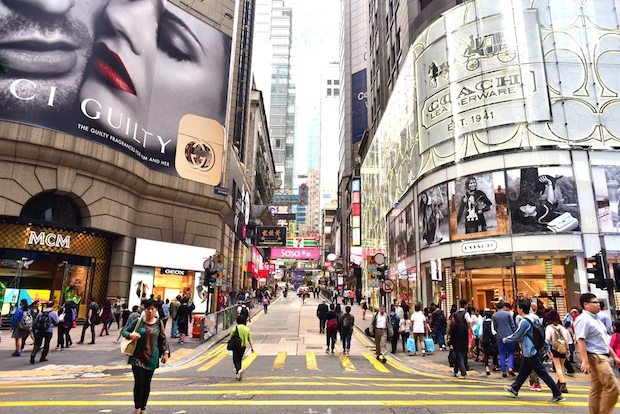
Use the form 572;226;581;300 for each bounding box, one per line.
184;141;215;171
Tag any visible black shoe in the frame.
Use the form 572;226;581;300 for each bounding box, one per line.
40;358;48;362
30;356;35;364
77;341;84;345
88;341;95;345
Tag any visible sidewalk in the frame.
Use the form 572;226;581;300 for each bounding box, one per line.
336;295;592;385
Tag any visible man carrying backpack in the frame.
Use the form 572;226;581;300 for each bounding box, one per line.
502;300;565;404
30;301;59;364
325;303;339;354
339;305;355;356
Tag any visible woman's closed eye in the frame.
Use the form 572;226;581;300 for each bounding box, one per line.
157;10;202;62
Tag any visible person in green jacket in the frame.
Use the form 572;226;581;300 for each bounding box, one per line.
230;315;254;381
123;299;170;414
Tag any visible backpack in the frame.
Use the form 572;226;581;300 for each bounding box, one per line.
341;313;353;329
434;310;446;327
455;310;468;334
391;314;400;329
35;311;51;331
327;317;339;331
525;318;546;352
551;325;568;355
19;310;33;330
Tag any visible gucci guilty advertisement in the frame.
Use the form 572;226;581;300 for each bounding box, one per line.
0;1;231;186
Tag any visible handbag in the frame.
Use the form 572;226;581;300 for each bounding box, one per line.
58;313;65;323
227;327;242;350
120;318;142;356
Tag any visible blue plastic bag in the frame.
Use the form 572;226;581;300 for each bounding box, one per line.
424;335;435;353
406;337;416;353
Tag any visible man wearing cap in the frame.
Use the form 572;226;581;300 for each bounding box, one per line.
574;293;620;414
492;301;517;377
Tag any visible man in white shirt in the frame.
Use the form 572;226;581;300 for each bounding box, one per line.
411;303;428;355
574;293;620;414
373;305;391;362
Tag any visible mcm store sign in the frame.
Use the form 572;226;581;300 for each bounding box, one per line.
27;230;71;249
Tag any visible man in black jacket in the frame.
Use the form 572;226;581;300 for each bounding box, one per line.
316;301;329;334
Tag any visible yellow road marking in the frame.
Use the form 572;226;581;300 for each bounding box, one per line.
362;352;390;373
241;351;258;370
0;399;600;408
197;351;228;371
272;352;286;369
305;352;319;370
340;355;356;372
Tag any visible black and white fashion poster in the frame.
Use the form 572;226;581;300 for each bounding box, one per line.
389;207;409;262
405;202;416;257
448;171;509;240
0;1;231;185
591;166;620;232
506;166;580;234
418;183;449;248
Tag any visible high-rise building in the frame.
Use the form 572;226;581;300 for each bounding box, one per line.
253;0;295;189
319;63;340;211
362;0;620;315
337;0;369;276
0;0;256;313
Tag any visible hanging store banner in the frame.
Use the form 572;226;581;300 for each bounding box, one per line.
0;1;231;186
270;247;321;260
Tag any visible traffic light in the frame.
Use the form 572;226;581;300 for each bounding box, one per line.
586;253;606;289
377;265;387;281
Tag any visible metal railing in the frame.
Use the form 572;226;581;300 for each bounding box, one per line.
196;299;254;343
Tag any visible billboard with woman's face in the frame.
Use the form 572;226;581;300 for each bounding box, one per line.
506;166;580;234
448;171;509;240
418;183;449;248
0;0;231;186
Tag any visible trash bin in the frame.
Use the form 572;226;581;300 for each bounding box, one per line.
192;315;204;338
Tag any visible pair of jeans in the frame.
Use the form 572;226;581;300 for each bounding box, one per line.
496;338;515;372
79;321;95;343
400;332;410;351
326;329;337;351
132;365;155;410
341;328;352;351
171;319;179;337
454;350;467;376
232;346;246;373
31;331;52;361
510;352;561;397
435;325;446;348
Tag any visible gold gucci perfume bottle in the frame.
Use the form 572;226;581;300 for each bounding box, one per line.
175;114;225;185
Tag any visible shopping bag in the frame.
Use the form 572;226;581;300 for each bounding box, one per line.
406;337;416;353
448;349;456;367
424;335;435;353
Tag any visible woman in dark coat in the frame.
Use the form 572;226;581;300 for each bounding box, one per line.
176;298;195;344
99;300;112;336
448;312;469;378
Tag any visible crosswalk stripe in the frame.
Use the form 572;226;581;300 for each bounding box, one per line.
0;399;599;408
362;352;390;373
305;352;319;370
340;355;356;372
241;351;258;370
273;352;286;369
197;351;228;371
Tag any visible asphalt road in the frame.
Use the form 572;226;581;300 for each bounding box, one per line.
0;294;614;414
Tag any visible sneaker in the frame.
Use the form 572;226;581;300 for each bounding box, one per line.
331;349;335;354
549;395;565;404
11;351;20;357
235;371;239;380
237;370;244;381
503;385;518;398
533;384;542;392
502;372;507;378
508;369;516;377
528;384;537;391
326;348;330;353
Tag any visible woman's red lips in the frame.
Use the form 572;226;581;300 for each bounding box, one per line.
91;42;136;95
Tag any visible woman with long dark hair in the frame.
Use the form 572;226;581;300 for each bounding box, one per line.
122;299;170;414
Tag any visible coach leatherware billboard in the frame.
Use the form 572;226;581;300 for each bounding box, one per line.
0;0;231;186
